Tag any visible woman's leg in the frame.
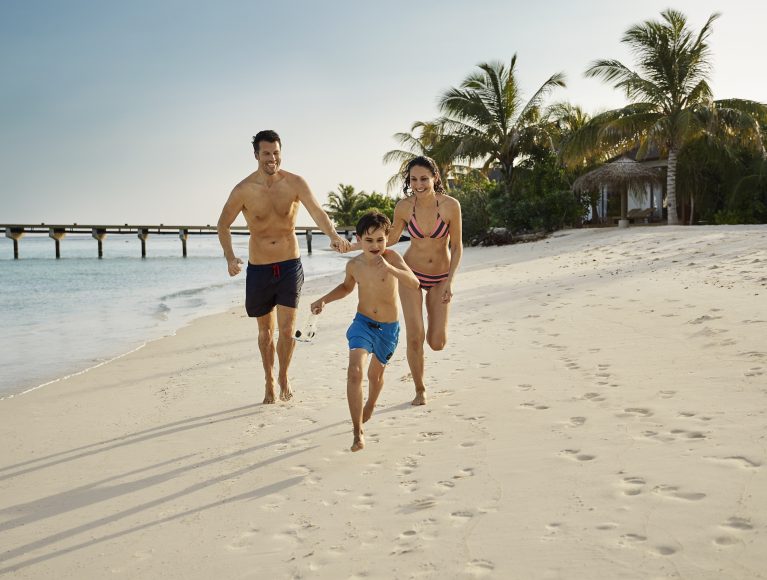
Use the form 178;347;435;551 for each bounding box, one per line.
399;283;427;405
425;282;451;352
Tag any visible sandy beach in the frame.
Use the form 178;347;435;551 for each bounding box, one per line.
1;225;766;579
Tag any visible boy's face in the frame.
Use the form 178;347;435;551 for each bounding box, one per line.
357;227;388;256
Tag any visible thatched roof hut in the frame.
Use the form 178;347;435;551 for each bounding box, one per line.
573;157;662;224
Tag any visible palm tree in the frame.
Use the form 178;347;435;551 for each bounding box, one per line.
568;9;765;225
438;55;566;192
324;184;363;227
382;120;461;193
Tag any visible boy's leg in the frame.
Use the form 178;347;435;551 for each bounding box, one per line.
347;349;368;451
363;356;386;423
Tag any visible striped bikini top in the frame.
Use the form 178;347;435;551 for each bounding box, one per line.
407;197;449;239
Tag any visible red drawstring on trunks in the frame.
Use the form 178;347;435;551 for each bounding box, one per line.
272;264;280;278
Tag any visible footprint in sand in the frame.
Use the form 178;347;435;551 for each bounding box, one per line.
654;545;678;556
418;431;443;442
704;455;762;469
619;407;654;418
453;467;475;479
352;493;376;510
466;559;495;577
583;392;606;402
721;517;754;531
653;484;706;501
567;416;586;427
620;476;646;496
560;449;596;462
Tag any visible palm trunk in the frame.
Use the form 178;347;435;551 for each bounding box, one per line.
666;147;679;225
689;193;695;226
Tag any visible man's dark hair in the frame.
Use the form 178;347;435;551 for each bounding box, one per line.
252;130;281;153
356;211;391;237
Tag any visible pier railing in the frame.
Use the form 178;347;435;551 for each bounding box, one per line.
1;224;355;259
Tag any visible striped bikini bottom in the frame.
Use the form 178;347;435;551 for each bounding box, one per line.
411;269;449;290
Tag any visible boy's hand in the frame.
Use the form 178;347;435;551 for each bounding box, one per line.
373;253;397;274
310;299;325;314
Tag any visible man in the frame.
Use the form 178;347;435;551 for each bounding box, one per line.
217;130;350;404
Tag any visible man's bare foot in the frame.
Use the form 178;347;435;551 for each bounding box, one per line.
278;378;293;402
351;434;365;452
263;390;276;404
412;390;427;406
362;403;375;423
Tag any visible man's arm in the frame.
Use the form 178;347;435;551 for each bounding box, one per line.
294;176;351;252
217;186;245;276
382;250;420;290
311;263;356;313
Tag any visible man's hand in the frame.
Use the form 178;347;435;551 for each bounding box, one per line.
330;235;352;253
227;257;244;277
310;299;325;314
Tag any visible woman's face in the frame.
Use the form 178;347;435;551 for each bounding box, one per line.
409;165;436;195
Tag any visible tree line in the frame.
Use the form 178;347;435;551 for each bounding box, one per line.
324;9;766;241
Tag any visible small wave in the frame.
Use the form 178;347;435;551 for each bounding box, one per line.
154;302;171;320
160;283;228;301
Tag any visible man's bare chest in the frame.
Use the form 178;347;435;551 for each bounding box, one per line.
242;187;298;219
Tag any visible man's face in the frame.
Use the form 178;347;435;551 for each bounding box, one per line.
358;227;388;256
256;141;281;175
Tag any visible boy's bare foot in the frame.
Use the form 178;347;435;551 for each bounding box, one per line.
362;403;375;423
278;378;293;402
351;434;365;452
412;390;427;406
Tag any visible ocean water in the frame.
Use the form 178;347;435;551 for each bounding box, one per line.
0;232;351;398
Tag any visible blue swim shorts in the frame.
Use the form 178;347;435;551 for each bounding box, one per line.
346;312;400;365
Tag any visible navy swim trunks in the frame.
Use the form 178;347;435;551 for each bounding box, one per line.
245;258;304;317
346;312;400;365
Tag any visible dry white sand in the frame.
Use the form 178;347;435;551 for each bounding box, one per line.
1;225;766;579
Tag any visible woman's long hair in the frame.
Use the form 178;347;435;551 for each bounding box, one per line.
402;156;445;196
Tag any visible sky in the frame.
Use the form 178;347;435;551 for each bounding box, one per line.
1;0;765;226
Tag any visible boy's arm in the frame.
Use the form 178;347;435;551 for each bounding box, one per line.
382;250;420;290
310;262;356;313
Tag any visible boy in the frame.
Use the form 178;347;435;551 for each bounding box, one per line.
311;212;419;452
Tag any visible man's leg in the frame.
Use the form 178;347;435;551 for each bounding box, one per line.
275;305;298;401
256;312;277;404
363;356;386;423
347;349;368;451
399;284;427;405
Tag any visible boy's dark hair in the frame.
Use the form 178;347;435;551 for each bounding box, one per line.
356;211;391;237
252;130;281;153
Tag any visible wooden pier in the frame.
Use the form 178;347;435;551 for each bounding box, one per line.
1;223;355;259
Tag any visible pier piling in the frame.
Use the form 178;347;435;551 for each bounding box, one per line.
138;228;149;258
179;229;188;257
92;228;107;258
48;228;66;259
5;227;24;259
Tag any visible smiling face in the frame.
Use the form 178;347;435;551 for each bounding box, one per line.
408;165;435;195
255;140;281;175
357;227;388;257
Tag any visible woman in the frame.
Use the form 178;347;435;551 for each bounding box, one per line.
381;156;463;405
